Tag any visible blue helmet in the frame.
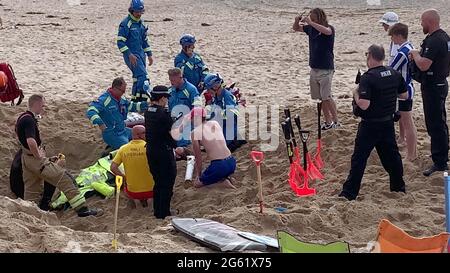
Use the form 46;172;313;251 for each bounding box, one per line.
204;73;223;90
180;34;196;47
130;0;145;12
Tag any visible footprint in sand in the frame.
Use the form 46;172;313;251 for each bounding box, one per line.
319;203;334;210
62;240;82;253
429;177;444;187
428;207;445;215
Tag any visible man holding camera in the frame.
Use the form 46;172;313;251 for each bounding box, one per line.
410;9;450;176
339;45;408;201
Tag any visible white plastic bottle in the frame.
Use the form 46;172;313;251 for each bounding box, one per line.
185;156;195;182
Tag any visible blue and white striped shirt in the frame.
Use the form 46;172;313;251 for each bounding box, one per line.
390;41;414;100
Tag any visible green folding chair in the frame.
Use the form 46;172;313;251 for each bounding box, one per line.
277;231;350;253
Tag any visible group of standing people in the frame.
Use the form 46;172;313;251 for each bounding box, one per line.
293;8;449;201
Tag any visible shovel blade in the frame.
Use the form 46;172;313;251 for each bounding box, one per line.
112;239;118;250
307;153;324;180
289;162;316;196
296;187;316;196
314;140;324;170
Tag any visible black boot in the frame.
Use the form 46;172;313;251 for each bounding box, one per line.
423;164;448;177
77;206;104;217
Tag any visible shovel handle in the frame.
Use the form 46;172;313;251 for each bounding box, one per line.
284;108;291;119
281;122;291;140
251;151;264;165
113;175;123;250
281;122;294;164
294;114;302;132
317;102;322;140
115;176;123;193
299;130;310;144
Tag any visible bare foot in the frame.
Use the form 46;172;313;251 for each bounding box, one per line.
228;176;237;184
397;140;406;147
222;178;237;189
140;199;148;208
126;199;137;209
193;179;204;188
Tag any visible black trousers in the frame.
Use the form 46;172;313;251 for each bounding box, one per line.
341;120;405;200
421;80;449;168
147;146;177;219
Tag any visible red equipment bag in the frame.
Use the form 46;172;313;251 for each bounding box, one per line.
0;62;25;105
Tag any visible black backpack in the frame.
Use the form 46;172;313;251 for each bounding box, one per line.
9;149;24;198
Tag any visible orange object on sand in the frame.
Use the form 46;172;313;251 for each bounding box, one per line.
0;71;7;89
374;219;450;253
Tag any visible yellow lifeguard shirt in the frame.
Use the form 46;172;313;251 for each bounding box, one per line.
112;139;154;193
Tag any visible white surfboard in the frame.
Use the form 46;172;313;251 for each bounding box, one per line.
238;232;279;248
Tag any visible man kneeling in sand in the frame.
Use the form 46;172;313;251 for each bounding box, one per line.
189;107;237;189
111;125;154;208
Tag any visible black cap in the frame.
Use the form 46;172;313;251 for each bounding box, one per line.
150;85;171;100
151;85;170;95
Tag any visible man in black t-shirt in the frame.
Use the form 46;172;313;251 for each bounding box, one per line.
410;9;450;176
17;94;102;217
293;8;340;130
339;45;408;201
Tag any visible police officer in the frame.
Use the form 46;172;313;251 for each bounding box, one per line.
339;45;408;201
168;67;202;147
145;85;177;219
410;9;450;176
175;34;209;92
117;0;153;102
87;77;148;150
18;94;102;217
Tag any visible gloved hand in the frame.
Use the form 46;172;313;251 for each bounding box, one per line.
49;153;66;167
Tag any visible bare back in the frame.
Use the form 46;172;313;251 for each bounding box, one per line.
192;120;231;160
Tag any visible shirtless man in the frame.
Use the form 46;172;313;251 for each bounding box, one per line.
189;107;237;189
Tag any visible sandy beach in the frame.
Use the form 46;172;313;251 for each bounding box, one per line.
0;0;449;252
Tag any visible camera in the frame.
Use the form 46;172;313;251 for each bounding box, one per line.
355;69;361;84
352;69;363;117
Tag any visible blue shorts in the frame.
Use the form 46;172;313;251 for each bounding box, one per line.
200;156;236;185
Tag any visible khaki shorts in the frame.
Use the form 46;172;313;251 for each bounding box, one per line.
310;69;334;100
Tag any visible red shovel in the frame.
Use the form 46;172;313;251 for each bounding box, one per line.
314;102;324;170
296;129;316;196
284;119;315;196
295;115;323;181
290;148;309;195
282;122;301;194
251;151;264;213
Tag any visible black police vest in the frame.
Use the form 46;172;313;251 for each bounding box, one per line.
144;105;176;149
360;67;399;120
419;30;450;82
